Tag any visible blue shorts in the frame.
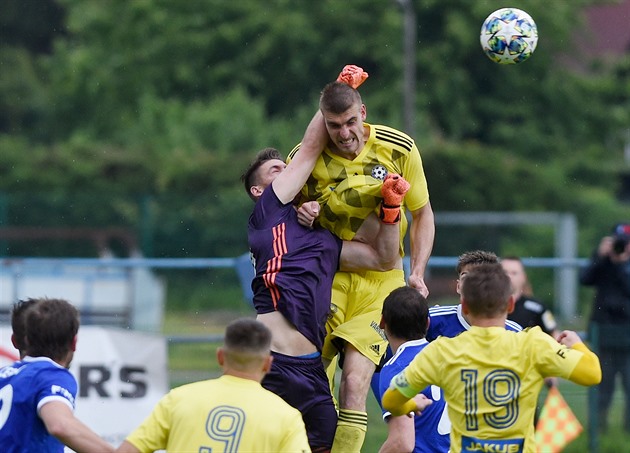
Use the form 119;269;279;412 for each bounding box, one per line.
262;351;337;450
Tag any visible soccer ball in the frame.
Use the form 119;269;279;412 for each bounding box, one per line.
480;8;538;64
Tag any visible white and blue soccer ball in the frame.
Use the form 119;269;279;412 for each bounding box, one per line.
480;8;538;64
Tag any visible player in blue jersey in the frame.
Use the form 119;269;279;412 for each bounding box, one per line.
0;298;114;453
426;250;523;340
377;286;450;453
383;263;601;452
242;111;410;452
372;251;522;401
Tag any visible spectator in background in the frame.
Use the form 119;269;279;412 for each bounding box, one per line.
116;318;310;453
580;224;630;433
501;256;561;425
501;256;559;340
0;297;114;453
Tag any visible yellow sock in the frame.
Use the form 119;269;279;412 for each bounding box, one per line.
331;409;367;453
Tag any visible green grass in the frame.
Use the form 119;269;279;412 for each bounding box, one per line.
163;311;630;452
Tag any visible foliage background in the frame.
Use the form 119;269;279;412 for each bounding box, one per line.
2;0;630;260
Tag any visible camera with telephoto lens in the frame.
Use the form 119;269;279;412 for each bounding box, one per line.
612;223;630;255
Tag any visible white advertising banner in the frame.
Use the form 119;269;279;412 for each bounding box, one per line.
0;325;169;448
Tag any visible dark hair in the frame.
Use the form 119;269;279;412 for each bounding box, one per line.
461;263;512;317
456;250;498;275
224;318;271;355
382;286;429;340
241;147;283;201
11;298;40;354
24;298;80;361
319;82;362;114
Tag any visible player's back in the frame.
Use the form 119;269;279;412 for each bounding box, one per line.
0;358;77;453
127;374;309;453
413;326;581;452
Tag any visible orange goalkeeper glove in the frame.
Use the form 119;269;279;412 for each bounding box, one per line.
336;65;369;89
380;173;410;224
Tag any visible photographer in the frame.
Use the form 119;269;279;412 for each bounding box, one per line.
580;223;630;433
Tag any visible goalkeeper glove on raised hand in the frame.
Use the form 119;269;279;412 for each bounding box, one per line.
379;173;410;224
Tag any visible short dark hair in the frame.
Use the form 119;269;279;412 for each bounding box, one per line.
223;318;271;370
11;298;40;354
382;286;429;340
456;250;498;275
319;82;362;114
461;263;512;317
24;298;80;362
241;147;283;201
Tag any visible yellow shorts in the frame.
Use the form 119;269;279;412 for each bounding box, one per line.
322;269;405;365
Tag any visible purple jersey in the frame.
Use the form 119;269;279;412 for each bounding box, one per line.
0;357;77;453
248;186;342;350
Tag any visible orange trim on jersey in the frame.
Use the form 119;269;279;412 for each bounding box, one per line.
263;223;287;309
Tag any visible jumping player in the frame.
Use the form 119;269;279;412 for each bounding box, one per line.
291;74;434;452
382;263;602;452
242;110;410;452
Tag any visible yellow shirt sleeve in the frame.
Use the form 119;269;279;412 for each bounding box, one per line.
568;341;602;385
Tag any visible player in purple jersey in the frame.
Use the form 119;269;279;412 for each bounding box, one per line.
378;287;450;453
242;111;410;453
0;298;114;453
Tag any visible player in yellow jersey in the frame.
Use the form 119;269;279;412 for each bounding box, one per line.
116;318;309;453
382;263;602;453
289;75;435;452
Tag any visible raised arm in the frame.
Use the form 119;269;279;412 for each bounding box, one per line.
340;174;409;271
272;111;327;204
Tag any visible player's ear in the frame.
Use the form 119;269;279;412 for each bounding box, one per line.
461;298;470;316
379;314;386;330
250;185;264;198
360;104;367;121
71;335;77;352
10;333;18;350
507;295;515;314
217;347;225;366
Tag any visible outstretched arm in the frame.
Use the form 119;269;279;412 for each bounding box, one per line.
272;111;327;204
557;331;602;386
40;401;114;453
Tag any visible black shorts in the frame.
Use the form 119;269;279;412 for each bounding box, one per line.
262;351;337;450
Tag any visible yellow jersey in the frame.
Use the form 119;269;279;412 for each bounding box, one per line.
288;122;429;251
390;326;585;453
125;374;310;453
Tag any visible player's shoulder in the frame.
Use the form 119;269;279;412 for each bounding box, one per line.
505;319;523;332
372;124;415;153
429;304;459;317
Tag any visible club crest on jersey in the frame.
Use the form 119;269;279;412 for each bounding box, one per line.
371;165;388;181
